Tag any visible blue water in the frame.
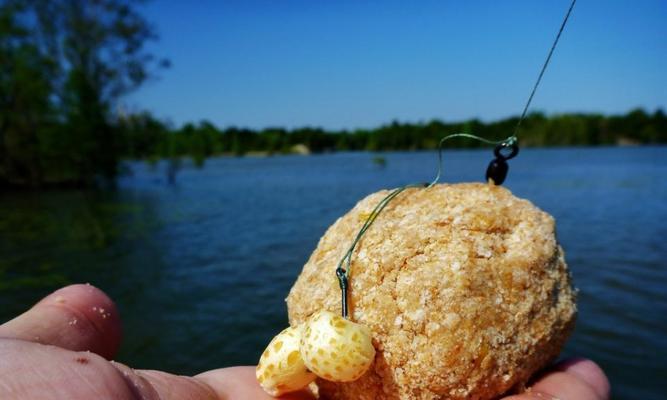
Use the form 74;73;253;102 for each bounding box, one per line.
1;146;665;399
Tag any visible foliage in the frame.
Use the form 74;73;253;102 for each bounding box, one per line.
114;108;666;163
0;0;165;188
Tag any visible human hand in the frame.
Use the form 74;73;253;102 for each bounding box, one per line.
0;284;312;399
0;284;609;399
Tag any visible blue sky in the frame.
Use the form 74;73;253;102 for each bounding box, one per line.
128;0;666;130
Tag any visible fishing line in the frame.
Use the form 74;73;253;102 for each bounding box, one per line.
514;0;577;136
336;0;576;318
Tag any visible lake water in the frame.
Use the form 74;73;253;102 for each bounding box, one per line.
1;146;665;399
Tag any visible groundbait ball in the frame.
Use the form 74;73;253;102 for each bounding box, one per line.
287;183;576;399
256;325;316;396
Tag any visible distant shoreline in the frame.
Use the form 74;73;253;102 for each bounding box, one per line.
136;142;664;163
3;109;664;190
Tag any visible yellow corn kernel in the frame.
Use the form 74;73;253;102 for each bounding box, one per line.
256;325;316;396
300;310;375;382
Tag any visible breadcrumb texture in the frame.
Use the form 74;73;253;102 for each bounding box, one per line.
286;183;576;400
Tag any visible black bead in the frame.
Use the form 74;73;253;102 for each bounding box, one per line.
486;158;509;185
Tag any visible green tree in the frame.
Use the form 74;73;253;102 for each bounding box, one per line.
0;0;166;188
0;2;56;186
59;0;166;183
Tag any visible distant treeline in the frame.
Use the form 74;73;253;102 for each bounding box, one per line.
3;107;667;189
119;108;667;163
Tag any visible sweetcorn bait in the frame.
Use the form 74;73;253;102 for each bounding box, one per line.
257;311;377;396
300;311;375;382
256;325;316;396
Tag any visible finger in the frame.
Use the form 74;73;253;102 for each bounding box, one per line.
196;366;316;400
0;284;122;359
116;365;316;400
113;363;218;400
552;358;610;400
504;358;610;400
0;339;143;400
3;340;251;400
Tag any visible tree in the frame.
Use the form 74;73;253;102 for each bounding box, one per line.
0;0;166;188
0;2;57;186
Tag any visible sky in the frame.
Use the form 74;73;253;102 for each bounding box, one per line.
127;0;666;130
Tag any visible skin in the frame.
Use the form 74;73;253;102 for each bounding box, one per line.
0;284;610;400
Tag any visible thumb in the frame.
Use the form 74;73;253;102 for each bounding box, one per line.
0;284;122;359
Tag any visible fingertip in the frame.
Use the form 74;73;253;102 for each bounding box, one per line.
42;284;118;319
40;284;110;306
196;367;268;399
196;366;316;400
43;284;122;328
554;358;610;399
0;283;122;359
42;284;122;355
507;358;610;400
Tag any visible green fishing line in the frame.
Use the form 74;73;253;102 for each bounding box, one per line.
335;133;515;318
336;0;576;318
